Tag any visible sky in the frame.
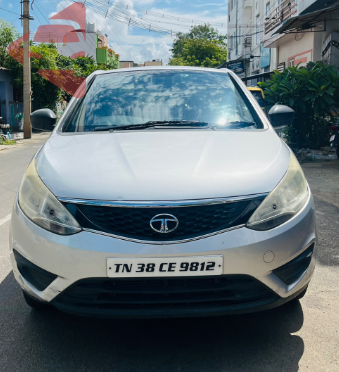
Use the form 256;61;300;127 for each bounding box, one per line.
0;0;228;64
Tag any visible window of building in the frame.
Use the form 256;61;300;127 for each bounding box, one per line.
266;2;270;16
289;58;295;67
256;15;260;44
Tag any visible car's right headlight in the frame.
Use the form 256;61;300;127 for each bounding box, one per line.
246;153;308;231
18;160;81;235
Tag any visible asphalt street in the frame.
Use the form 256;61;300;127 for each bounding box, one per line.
0;135;338;372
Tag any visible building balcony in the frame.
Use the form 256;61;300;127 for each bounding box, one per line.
244;0;252;8
264;0;298;35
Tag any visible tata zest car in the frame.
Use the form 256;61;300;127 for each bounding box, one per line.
9;67;317;318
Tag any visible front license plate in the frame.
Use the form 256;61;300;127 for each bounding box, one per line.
107;256;223;278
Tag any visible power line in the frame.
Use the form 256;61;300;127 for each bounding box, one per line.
33;0;77;56
71;0;227;38
0;7;21;16
97;0;227;28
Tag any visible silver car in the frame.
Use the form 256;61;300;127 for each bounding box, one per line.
10;67;316;318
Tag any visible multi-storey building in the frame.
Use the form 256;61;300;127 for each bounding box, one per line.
57;22;119;65
228;0;339;82
264;0;339;71
119;59;163;68
228;0;278;78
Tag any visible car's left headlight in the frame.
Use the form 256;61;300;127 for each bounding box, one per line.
18;160;82;235
246;153;308;231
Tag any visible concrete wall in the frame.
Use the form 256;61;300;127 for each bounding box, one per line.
98;35;108;48
313;31;323;62
0;69;14;124
144;61;162;66
57;32;98;61
277;8;339;67
278;32;314;67
119;61;135;68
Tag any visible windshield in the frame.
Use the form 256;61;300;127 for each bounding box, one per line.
63;70;262;132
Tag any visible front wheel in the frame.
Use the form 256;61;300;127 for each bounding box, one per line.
294;286;308;301
23;291;50;310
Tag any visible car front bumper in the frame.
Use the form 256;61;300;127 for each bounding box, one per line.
9;194;317;318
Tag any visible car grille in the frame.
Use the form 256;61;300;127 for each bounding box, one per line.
63;196;265;241
53;275;279;316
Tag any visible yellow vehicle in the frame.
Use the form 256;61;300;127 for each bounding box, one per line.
248;87;266;110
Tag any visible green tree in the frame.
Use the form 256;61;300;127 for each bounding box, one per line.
169;25;227;68
259;61;339;148
171;24;227;58
0;19;19;67
0;19;119;112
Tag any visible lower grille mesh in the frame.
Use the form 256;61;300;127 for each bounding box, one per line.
53;275;278;315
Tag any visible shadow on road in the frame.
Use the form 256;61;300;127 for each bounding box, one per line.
313;196;339;267
302;161;339;267
0;272;305;372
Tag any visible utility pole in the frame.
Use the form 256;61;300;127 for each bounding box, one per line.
22;0;32;139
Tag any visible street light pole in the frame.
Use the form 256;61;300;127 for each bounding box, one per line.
22;0;32;139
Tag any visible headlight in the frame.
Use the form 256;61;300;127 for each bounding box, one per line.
246;153;308;231
18;160;81;235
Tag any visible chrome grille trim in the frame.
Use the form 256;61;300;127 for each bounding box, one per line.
57;193;268;208
82;224;246;245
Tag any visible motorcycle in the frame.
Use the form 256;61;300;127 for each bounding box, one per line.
329;121;339;159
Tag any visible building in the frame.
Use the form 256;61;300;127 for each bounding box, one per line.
119;61;136;68
57;22;119;65
264;0;339;71
227;0;339;84
144;59;163;66
227;0;278;80
119;59;163;68
0;67;13;126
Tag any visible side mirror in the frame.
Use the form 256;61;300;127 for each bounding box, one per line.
30;109;56;131
268;105;295;129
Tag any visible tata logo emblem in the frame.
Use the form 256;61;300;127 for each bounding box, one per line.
150;214;179;234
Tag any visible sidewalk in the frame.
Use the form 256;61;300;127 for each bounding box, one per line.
0;132;51;152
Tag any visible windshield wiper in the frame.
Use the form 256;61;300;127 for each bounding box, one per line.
93;120;209;131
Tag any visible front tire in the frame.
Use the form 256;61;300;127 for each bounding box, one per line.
23;291;50;310
294;286;308;301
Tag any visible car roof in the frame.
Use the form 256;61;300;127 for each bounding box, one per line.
93;66;232;76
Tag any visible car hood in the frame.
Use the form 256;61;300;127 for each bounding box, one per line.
36;130;290;201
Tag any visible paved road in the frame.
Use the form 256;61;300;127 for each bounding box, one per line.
0;137;338;372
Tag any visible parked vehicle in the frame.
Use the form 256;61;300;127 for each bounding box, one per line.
248;86;266;110
329;120;339;159
10;67;317;318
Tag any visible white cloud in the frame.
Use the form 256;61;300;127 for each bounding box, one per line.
50;0;227;64
8;3;13;8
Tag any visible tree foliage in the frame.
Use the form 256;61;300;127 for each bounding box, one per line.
169;25;227;68
0;19;19;67
259;61;339;149
0;19;119;111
